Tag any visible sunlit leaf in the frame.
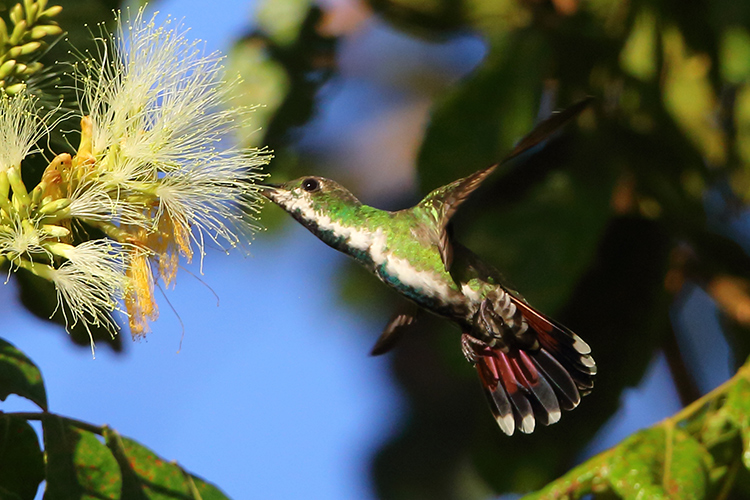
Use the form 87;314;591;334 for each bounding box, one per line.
104;429;230;500
721;26;750;84
608;428;670;499
256;0;312;46
724;376;750;470
43;415;122;500
661;26;726;167
620;7;657;81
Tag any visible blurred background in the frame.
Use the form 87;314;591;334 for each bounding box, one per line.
4;0;750;497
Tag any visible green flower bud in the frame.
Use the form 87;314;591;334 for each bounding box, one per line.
45;240;75;259
0;18;8;46
38;197;70;216
9;4;24;26
20;61;42;76
6;166;29;208
30;24;61;40
8;19;26;46
0;60;16;79
40;224;70;238
41;5;62;19
4;82;25;95
9;41;42;57
25;2;38;25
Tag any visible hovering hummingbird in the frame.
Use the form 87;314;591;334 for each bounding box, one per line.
262;100;596;435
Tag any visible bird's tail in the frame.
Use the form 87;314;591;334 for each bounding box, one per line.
465;299;595;436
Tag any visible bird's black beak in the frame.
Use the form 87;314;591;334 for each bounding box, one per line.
258;183;282;200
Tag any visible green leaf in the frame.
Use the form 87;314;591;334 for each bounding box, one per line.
608;428;670;499
43;415;121;500
104;429;230;500
0;338;47;410
664;428;711;499
0;414;44;500
723;376;750;470
608;427;710;500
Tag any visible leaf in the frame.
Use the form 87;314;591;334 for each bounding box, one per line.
663;428;712;499
104;428;230;500
723;376;750;470
43;415;122;500
0;338;47;410
607;427;710;500
0;414;45;500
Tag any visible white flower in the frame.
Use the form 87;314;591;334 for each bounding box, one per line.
0;214;48;263
0;92;46;171
75;8;268;262
18;240;133;355
0;8;269;345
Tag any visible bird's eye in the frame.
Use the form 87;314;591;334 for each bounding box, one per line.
302;178;320;192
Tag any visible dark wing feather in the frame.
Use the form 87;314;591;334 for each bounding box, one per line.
370;308;418;356
501;96;594;163
421;97;594;272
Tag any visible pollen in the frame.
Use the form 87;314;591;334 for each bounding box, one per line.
125;249;158;340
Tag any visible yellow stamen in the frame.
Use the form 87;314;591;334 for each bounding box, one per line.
124;249;158;339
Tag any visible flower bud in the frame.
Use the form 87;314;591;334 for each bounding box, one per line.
4;82;26;95
0;60;16;80
38;197;71;216
0;18;8;46
9;4;23;26
40;224;71;238
41;5;62;18
6;166;29;208
30;24;62;40
8;19;26;46
9;41;41;58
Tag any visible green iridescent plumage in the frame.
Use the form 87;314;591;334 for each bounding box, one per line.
262;100;597;435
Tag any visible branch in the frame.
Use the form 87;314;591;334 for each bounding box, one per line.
1;410;106;435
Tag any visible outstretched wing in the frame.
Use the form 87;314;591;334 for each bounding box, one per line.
420;97;594;272
419;165;498;272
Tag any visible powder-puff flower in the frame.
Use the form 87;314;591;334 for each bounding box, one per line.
0;8;269;347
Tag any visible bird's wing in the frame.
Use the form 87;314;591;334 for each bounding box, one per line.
370;304;419;356
419;164;498;273
420;97;594;273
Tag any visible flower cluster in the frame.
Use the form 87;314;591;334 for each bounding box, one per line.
0;10;268;350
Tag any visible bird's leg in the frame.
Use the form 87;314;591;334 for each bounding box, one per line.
461;333;489;364
470;298;509;351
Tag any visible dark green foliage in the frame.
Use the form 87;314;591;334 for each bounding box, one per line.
0;338;46;410
0;415;44;500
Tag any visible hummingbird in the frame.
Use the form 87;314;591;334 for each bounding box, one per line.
262;100;596;435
